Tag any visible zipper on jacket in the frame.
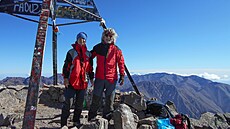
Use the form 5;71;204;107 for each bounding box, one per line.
104;44;109;79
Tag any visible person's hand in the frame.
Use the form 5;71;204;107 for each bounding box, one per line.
100;19;105;26
100;18;106;30
118;75;124;86
64;78;69;88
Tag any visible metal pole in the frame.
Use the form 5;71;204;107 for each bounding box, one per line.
52;23;58;85
124;65;141;95
22;0;51;128
52;0;57;85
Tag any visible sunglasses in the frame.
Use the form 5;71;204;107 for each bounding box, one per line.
105;33;113;38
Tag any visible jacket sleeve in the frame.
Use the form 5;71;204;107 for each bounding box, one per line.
90;46;97;59
88;52;94;80
117;48;125;76
62;51;72;79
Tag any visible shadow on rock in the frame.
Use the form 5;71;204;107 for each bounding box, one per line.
38;86;64;109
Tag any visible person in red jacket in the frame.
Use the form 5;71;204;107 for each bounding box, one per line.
88;28;125;121
61;32;94;127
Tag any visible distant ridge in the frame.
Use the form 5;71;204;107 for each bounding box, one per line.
0;74;64;86
118;73;230;118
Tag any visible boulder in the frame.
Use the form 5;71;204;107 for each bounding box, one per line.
138;116;157;126
81;117;108;129
165;100;178;116
138;124;156;129
122;91;147;111
224;113;230;125
113;104;138;129
190;112;230;129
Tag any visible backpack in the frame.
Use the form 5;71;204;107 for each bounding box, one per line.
157;118;175;129
170;114;191;129
145;100;173;118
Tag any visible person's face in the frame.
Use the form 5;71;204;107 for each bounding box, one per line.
78;38;86;45
103;33;114;44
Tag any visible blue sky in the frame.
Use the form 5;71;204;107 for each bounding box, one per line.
0;0;230;84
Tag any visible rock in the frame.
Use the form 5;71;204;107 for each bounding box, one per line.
122;91;147;111
0;113;4;126
165;100;178;116
138;124;156;129
0;89;22;111
191;112;230;129
0;85;6;92
48;86;61;101
133;113;140;124
214;113;229;129
224;113;230;125
135;111;146;120
0;85;230;129
138;116;157;126
190;118;202;129
59;94;65;103
81;117;108;129
113;104;138;129
7;85;27;91
0;113;22;127
61;125;68;129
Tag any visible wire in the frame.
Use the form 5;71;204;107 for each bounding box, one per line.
9;13;52;26
56;20;93;26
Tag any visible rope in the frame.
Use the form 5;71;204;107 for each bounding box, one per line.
9;13;52;26
56;20;93;26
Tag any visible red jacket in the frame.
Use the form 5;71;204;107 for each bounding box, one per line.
91;42;125;83
62;43;93;90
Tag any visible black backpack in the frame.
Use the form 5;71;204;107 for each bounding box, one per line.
145;100;173;118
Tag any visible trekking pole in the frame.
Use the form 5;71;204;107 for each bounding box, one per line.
100;20;141;96
124;65;141;95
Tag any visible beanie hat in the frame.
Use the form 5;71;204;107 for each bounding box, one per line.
76;32;87;41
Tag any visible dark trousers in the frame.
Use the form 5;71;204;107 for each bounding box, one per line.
88;79;116;121
61;85;86;127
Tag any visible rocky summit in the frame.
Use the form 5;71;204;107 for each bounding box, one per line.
0;84;229;129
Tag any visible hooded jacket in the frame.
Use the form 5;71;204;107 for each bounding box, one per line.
62;43;93;90
91;42;125;83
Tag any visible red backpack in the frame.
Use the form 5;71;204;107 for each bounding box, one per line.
170;114;191;129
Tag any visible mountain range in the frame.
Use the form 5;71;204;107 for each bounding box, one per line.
0;73;229;119
118;73;230;119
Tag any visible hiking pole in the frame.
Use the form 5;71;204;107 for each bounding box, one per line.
124;65;141;95
100;21;141;96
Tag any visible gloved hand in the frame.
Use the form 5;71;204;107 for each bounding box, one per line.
64;78;69;88
118;75;124;86
100;18;106;30
100;18;105;26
